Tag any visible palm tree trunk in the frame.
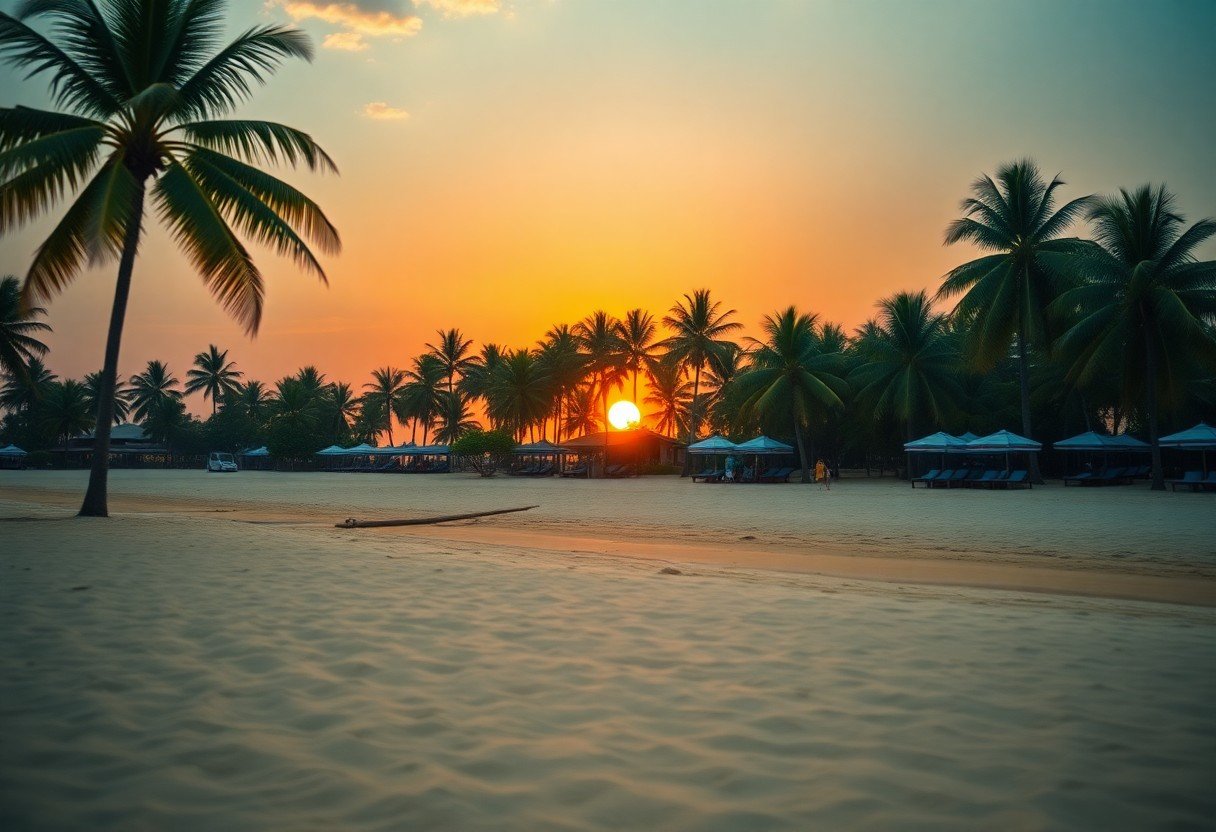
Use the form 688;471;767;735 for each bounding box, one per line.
1016;327;1043;484
80;183;147;517
794;412;810;483
1145;327;1164;491
681;363;700;476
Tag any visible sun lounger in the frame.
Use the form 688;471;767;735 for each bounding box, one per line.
911;469;940;488
1168;471;1204;492
561;464;588;478
996;470;1030;489
944;468;971;487
967;469;1001;488
760;467;793;483
691;467;717;482
1062;471;1093;486
928;469;954;488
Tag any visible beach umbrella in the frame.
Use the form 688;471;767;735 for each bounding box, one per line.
0;444;28;456
903;432;969;453
1053;432;1149;452
957;431;979;442
345;443;376;454
967;430;1041;473
315;444;347;455
1159;422;1216;474
687;435;740;453
515;440;564;455
735;435;794;454
242;446;269;457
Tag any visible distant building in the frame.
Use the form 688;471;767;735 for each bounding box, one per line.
57;423;173;468
561;427;685;473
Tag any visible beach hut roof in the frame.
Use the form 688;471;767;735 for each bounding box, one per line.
687;434;739;453
79;422;147;441
315;444;347;455
1158;422;1216;450
903;431;969;453
561;427;683;450
242;446;269;457
0;443;28;456
515;440;564;454
966;430;1041;452
1053;431;1150;452
735;435;794;454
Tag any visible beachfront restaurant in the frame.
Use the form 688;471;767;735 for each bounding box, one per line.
560;428;685;476
53;423;176;468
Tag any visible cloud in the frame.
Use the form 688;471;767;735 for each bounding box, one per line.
322;31;369;50
415;0;500;17
275;2;423;38
363;102;410;120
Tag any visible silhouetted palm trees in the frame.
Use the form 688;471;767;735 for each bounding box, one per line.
0;276;50;384
363;367;406;445
1;1;339;514
129;361;183;423
185;345;242;414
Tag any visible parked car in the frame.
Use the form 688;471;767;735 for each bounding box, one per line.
206;451;238;472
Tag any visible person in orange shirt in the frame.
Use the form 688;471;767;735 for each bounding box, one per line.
814;458;830;491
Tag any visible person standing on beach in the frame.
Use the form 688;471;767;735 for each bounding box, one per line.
815;458;830;491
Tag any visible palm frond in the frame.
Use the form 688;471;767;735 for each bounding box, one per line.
178;119;337;173
0;11;119;117
174;25;313;121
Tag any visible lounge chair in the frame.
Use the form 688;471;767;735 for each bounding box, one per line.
928;469;955;488
996;470;1030;489
1168;471;1204;492
968;469;1001;488
691;467;716;482
760;467;793;483
911;469;940;488
1062;470;1093;486
561;464;588;478
945;469;971;487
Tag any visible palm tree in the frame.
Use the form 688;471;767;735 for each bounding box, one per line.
458;343;506;428
736;308;847;482
0;275;50;383
40;379;92;451
84;370;131;425
320;381;359;443
660;289;742;474
231;380;270;426
400;355;445;444
363;367;406;445
1051;185;1216;490
433;390;481;445
618;308;660;403
185;344;242;414
295;366;327;395
426;328;475;395
575;311;627;436
562;383;600;440
938;160;1092;482
849;291;961;441
129;360;182;423
643;360;693;438
1;1;339;515
536;325;585;442
489;349;552;441
1;356;55;413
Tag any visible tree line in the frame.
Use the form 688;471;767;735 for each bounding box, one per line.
3;162;1213;487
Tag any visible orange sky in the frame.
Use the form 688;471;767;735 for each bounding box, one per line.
2;0;1214;417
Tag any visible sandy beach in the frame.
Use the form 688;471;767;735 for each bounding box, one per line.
2;471;1215;830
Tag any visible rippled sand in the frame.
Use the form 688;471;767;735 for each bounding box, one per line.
2;472;1214;829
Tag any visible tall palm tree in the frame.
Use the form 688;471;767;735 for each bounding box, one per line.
938;160;1092;482
400;355;445;444
618;308;660;403
736;307;847;482
1;1;339;515
488;349;551;441
185;344;242;414
643;360;693;438
84;370;131;425
433;390;481;445
426;328;475;395
536;325;585;442
0;275;50;383
1051;185;1216;490
320;381;359;442
575;311;627;436
129;360;182;423
562;383;600;440
363;367;406;446
849;291;961;441
660;289;742;474
40;379;92;451
1;356;55;413
294;366;327;395
458;343;506;428
231;380;270;426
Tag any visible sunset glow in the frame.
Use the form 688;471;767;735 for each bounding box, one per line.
608;401;641;431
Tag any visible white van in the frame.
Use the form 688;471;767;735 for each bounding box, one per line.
206;451;238;472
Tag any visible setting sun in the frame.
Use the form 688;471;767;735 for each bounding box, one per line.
607;400;642;430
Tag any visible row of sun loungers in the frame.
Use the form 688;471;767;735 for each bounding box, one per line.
911;468;1031;489
557;463;635;478
509;462;556;477
327;459;450;473
1061;465;1150;486
693;467;797;483
1167;471;1216;492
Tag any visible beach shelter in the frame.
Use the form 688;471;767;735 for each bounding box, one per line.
903;431;969;478
1053;432;1149;452
316;444;347;455
1159;422;1216;474
957;431;980;442
687;435;740;453
735;435;794;454
967;430;1041;473
242;446;269;457
0;444;28;456
515;440;564;455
